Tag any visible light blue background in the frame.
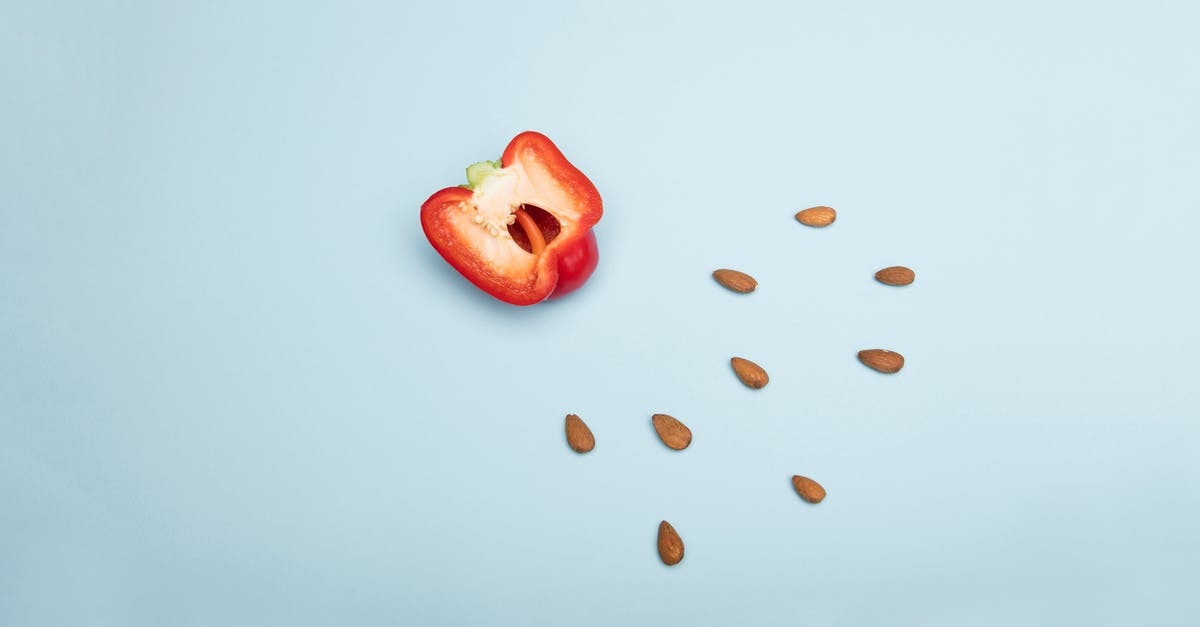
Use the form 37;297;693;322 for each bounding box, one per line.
3;1;1198;625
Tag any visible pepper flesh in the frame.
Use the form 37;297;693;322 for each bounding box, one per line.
420;132;602;305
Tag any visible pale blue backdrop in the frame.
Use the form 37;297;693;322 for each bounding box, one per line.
2;1;1198;625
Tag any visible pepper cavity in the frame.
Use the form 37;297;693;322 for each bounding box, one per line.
508;204;560;254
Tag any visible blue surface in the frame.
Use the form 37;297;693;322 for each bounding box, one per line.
3;1;1199;625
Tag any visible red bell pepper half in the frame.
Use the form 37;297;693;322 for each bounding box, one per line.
420;132;602;305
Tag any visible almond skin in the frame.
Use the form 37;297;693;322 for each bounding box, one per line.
792;475;826;503
564;414;595;453
795;206;836;227
731;357;769;389
712;269;758;294
652;413;692;450
875;266;915;286
657;520;685;566
858;349;905;374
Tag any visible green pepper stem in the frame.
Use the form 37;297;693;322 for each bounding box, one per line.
463;159;503;190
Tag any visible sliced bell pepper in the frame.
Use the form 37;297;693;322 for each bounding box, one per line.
420;132;603;305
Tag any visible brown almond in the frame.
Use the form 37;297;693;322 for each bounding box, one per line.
564;414;595;453
712;269;757;294
657;520;684;566
651;413;692;450
875;266;915;286
858;349;905;374
730;357;769;389
792;475;826;503
795;206;836;227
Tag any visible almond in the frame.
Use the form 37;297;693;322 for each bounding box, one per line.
657;520;685;566
564;414;595;453
795;206;836;227
651;413;692;450
730;357;769;389
875;266;915;286
792;475;826;503
712;268;757;294
858;349;905;374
